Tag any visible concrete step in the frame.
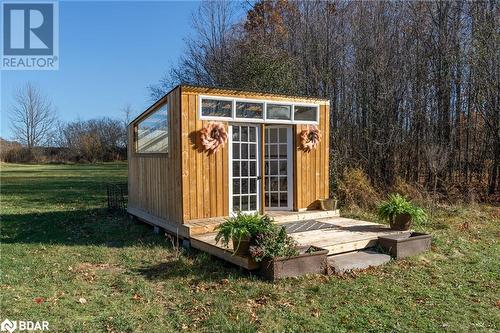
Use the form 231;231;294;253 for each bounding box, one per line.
328;250;391;274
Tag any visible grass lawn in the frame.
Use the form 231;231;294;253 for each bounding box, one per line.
1;163;499;332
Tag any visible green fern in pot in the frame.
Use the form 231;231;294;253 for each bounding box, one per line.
377;194;427;230
215;212;274;255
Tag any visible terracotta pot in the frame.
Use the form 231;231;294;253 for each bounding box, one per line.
390;213;412;231
232;236;251;256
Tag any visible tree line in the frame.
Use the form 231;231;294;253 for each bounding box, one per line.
150;0;499;198
2;82;130;163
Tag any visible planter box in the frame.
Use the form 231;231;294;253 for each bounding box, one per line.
378;232;431;259
260;246;328;281
319;198;338;211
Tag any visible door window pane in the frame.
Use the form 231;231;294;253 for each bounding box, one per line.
249;195;257;210
241;178;248;194
269;128;278;142
280;177;287;191
241;196;249;211
249;127;256;141
241;161;248;177
250;178;256;193
270;177;279;191
269;145;278;159
233;161;239;177
270;193;279;206
250;161;256;176
233;126;240;141
270;161;278;175
249;144;256;158
279;161;287;175
241;143;248;159
201;99;232;118
279;128;287;142
279;144;287;158
241;127;248;141
294;105;317;121
233;196;240;211
236;102;264;119
232;143;239;159
267;104;291;120
280;193;288;207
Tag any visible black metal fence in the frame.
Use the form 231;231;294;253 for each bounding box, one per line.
106;183;128;212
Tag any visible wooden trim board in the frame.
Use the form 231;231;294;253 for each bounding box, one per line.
128;206;189;238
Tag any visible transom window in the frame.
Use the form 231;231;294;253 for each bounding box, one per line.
199;96;319;124
136;103;169;154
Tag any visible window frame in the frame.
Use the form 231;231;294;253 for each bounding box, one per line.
198;95;320;125
134;101;169;155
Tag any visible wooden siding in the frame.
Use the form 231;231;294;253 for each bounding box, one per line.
180;91;229;221
128;87;183;225
294;104;330;210
180;88;329;221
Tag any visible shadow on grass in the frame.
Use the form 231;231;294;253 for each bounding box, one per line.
133;251;253;281
2;208;250;280
1;208;166;248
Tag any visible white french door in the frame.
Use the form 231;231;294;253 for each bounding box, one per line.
264;126;293;210
229;124;261;214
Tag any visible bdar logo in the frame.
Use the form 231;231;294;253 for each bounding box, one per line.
1;319;17;333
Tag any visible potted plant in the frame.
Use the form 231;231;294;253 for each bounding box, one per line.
319;196;338;211
377;193;427;230
214;212;273;256
250;226;328;280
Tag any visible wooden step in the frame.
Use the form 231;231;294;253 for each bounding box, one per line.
270;210;340;223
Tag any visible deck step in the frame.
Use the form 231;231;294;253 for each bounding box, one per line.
272;210;340;223
328;250;391;274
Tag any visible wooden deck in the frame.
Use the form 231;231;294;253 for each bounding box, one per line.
190;215;406;270
185;210;340;236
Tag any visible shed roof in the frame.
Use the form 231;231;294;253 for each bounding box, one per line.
130;84;330;125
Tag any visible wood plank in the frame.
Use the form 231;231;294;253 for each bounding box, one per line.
188;94;198;219
190;237;259;270
127;206;189;238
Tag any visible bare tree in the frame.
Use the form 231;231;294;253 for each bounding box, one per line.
148;0;239;100
153;0;499;197
121;103;135;149
9;82;57;149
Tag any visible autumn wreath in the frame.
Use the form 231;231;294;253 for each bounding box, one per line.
300;125;321;152
200;122;228;152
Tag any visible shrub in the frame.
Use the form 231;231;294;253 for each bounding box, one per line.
337;167;380;209
249;226;299;262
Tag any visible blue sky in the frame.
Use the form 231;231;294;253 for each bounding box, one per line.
0;0;204;140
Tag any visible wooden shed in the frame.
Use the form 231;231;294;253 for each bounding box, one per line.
127;85;330;238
